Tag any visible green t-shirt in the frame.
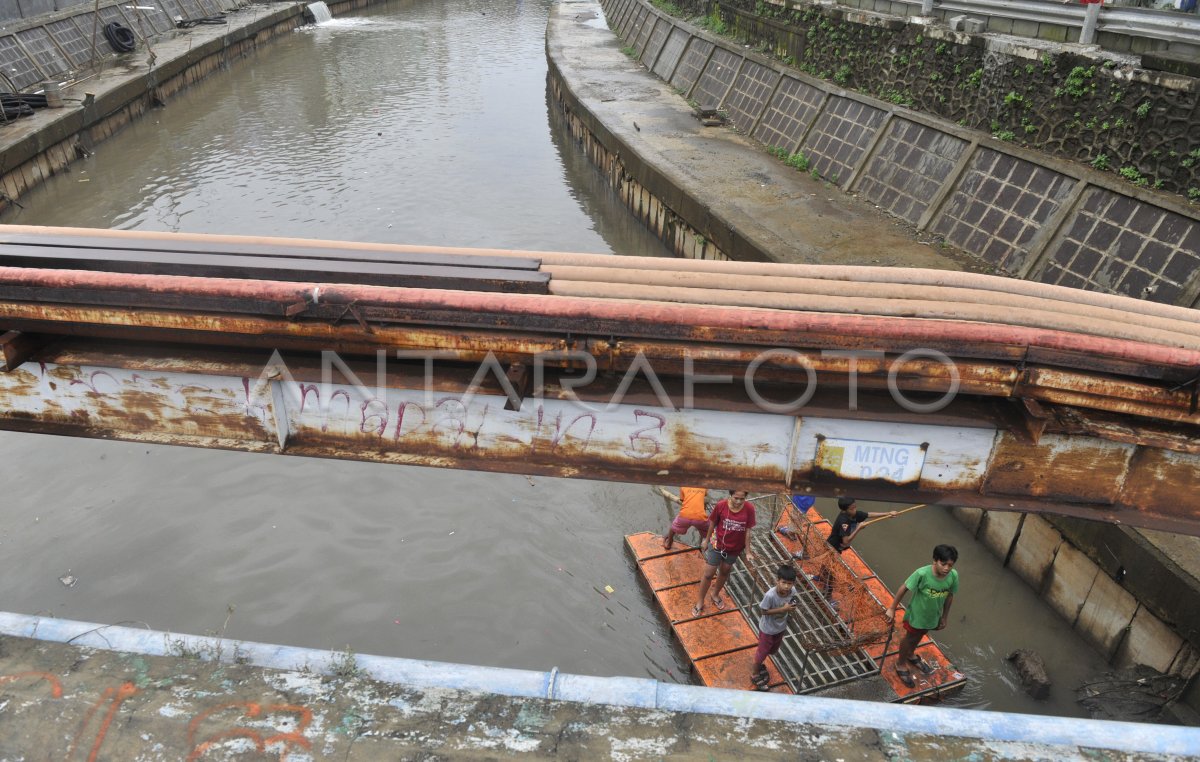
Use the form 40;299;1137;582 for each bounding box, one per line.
903;565;959;630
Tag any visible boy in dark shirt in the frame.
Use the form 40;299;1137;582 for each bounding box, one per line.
827;497;896;553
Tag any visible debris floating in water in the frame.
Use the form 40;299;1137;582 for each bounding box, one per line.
604;585;615;594
59;573;77;588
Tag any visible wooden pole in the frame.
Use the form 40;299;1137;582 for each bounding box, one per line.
88;0;102;70
859;503;931;527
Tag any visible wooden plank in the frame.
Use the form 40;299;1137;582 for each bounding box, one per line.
0;232;543;271
694;650;788;690
674;611;758;660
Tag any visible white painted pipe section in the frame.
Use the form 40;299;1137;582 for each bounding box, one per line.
0;612;1196;756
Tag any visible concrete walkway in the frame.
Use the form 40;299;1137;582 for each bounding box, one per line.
547;0;991;271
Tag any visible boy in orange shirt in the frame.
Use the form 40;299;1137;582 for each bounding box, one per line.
661;486;710;549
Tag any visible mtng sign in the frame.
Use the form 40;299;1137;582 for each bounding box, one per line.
816;438;928;485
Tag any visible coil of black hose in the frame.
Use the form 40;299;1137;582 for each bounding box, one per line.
176;15;227;28
103;22;136;53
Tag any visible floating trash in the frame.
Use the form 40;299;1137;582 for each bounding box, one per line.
59;573;77;588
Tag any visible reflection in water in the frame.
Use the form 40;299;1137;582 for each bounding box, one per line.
0;0;1109;717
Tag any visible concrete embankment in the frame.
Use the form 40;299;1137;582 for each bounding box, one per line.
545;0;1200;713
0;2;310;212
1;612;1196;759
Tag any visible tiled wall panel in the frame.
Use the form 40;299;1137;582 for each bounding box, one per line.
46;18;92;68
652;27;688;81
0;35;44;90
800;96;886;183
1036;189;1200;304
723;59;779;135
855;119;969;225
752;75;824;151
669;37;713;95
640;15;670;70
15;28;69;81
933;150;1077;274
691;47;741;111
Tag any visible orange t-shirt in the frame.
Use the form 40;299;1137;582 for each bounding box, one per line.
679;487;708;521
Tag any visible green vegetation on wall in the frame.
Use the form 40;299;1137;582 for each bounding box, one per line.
660;0;1199;200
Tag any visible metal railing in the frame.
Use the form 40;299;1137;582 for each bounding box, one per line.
881;0;1200;47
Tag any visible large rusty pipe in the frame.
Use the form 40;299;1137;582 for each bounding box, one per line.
6;225;1196;324
5;303;1199;429
547;280;1200;351
0;302;1194;424
544;265;1200;341
2;267;1200;371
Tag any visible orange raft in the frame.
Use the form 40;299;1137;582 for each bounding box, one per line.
627;498;966;701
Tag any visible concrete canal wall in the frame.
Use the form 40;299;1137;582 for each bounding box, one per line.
549;0;1200;702
953;508;1200;683
584;0;1200;307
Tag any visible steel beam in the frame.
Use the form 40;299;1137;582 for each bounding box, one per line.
1;347;1199;535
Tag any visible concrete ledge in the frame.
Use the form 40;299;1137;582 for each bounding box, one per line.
0;612;1196;757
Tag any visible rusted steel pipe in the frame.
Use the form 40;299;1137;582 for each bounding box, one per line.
1;267;1200;371
548;281;1200;350
544;266;1200;341
0;300;1196;429
6;225;1196;324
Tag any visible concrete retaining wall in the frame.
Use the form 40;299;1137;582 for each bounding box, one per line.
0;1;249;88
601;0;1200;308
953;508;1200;681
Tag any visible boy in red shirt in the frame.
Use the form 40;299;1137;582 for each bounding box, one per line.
691;490;756;617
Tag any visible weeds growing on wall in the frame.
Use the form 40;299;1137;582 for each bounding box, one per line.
670;0;1198;200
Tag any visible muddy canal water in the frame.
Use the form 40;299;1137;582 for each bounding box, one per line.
2;0;1110;717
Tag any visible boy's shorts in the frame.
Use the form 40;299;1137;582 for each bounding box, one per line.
670;516;710;535
704;546;740;566
754;630;786;663
901;620;929;636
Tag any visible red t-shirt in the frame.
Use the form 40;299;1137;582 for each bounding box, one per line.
709;499;756;555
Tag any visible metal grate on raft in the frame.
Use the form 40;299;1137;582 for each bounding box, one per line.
723;495;895;694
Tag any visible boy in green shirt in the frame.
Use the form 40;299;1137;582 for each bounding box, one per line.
884;544;959;688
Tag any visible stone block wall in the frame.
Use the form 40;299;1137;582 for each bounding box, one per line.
603;0;1200;308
